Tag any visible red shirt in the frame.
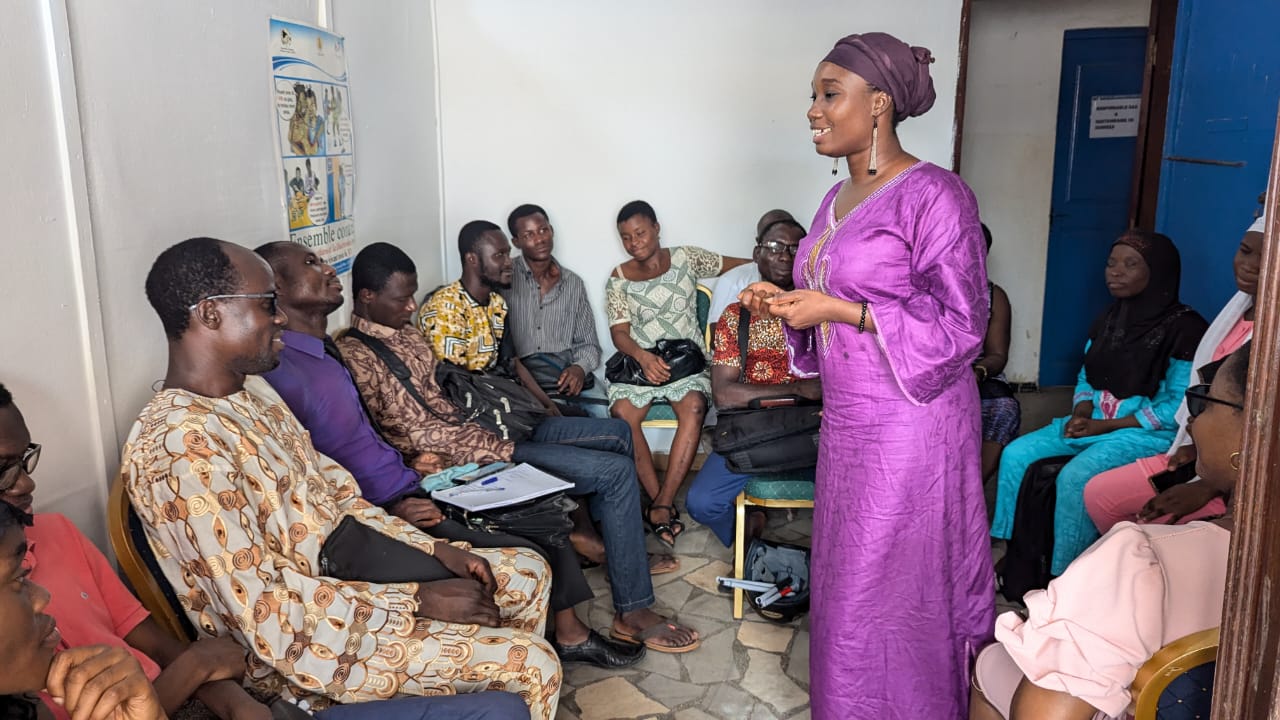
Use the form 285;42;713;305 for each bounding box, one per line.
27;514;160;720
712;302;799;385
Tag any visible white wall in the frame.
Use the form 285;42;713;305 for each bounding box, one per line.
961;0;1150;383
0;0;115;541
435;1;963;352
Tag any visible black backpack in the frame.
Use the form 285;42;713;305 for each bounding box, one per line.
997;455;1073;602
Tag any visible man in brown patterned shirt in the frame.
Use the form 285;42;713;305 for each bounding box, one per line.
123;238;560;718
338;243;701;656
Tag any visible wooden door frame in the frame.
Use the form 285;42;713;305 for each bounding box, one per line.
1212;105;1280;718
1129;0;1179;229
951;0;972;173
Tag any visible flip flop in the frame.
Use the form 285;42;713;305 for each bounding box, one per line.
648;553;680;576
646;505;685;548
611;621;701;654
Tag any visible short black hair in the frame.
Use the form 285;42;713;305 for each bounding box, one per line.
981;223;993;250
0;384;10;410
145;238;240;340
351;242;416;295
507;204;548;237
253;241;296;271
617;200;657;226
1225;339;1253;401
458;220;502;260
758;219;807;242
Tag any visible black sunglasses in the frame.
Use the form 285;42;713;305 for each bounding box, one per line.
0;443;40;493
758;240;800;257
1185;384;1244;418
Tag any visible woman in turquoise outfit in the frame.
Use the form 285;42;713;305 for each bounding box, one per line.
991;230;1207;575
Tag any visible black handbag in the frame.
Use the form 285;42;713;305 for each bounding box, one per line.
997;455;1073;601
318;515;456;583
343;327;545;442
438;493;579;547
605;338;706;386
710;306;822;473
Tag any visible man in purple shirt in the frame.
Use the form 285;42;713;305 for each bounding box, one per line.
257;241;643;669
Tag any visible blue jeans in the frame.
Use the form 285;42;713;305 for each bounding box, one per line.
512;417;654;613
315;693;530;720
686;452;753;547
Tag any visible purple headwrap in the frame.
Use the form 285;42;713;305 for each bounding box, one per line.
823;32;936;122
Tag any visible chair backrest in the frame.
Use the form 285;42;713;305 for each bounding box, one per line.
1131;627;1219;720
107;470;197;642
696;283;712;348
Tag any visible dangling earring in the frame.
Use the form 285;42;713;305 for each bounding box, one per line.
832;158;839;176
1230;452;1242;471
868;115;879;176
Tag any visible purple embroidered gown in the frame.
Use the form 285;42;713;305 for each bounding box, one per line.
788;163;995;719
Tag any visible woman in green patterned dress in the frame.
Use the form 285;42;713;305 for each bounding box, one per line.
606;200;749;548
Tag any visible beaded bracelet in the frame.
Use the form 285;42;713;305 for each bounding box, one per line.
858;301;868;333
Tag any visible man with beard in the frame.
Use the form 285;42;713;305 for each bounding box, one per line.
122;237;560;717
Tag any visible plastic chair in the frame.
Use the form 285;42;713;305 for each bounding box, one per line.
107;470;196;641
731;471;814;619
1130;627;1218;720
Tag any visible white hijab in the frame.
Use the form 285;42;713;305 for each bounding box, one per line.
1167;212;1264;451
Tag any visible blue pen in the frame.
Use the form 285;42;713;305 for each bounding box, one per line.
479;476;500;485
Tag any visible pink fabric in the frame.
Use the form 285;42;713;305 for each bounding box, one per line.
992;522;1229;718
27;514;159;720
1083;454;1227;533
786;164;994;718
1210;317;1252;362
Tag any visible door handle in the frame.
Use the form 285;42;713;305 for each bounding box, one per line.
1164;155;1246;168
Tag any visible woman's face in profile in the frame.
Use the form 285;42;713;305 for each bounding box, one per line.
0;525;58;696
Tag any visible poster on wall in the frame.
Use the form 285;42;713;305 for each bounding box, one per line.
270;18;356;274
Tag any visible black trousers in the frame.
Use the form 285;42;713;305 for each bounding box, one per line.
428;518;593;612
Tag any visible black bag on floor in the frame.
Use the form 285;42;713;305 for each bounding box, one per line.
744;537;811;623
998;455;1073;602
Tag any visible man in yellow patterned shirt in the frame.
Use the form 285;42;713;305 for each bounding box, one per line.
122;238;560;719
416;221;557;413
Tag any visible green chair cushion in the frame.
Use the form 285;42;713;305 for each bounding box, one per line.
644;403;677;422
743;473;815;501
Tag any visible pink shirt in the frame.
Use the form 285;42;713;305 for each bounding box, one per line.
1211;317;1253;362
27;514;161;720
994;521;1229;718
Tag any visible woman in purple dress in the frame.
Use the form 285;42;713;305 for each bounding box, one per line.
742;33;995;719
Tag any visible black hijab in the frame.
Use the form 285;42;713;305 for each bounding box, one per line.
1084;231;1207;399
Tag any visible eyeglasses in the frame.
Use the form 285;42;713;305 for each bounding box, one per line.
758;241;800;257
1185;384;1244;418
0;443;40;493
188;292;279;315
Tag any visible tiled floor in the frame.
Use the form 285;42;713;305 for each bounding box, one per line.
556;388;1072;720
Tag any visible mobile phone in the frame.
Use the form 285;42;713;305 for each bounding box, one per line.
756;397;799;408
1148;462;1198;494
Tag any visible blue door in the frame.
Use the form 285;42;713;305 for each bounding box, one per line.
1038;28;1148;386
1157;0;1280;316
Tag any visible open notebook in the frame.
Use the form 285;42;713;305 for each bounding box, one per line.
431;462;574;512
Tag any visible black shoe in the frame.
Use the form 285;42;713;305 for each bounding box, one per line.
552;629;646;668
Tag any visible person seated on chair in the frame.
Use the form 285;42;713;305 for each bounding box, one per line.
0;500;533;720
0;383;268;720
706;209;796;338
990;231;1208;577
126;237;561;718
1083;213;1264;534
0;499;167;720
970;340;1249;720
606;200;750;550
975;223;1021;483
255;241;642;669
685;217;820;547
337;242;701;656
503;204;610;418
415;221;560;416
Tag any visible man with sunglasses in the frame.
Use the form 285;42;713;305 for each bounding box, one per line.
706;209;798;337
686;217;822;547
121;237;561;718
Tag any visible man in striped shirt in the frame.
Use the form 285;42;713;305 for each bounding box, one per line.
503;204;610;418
